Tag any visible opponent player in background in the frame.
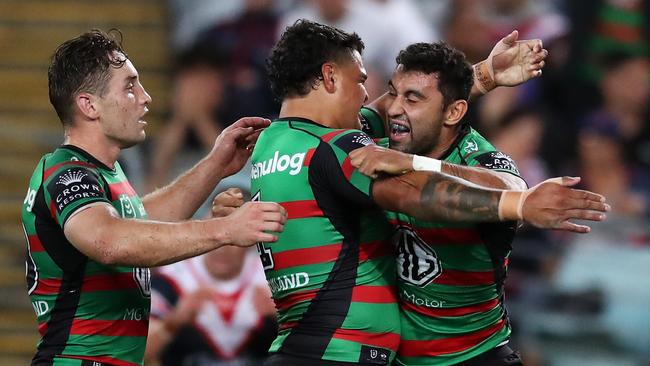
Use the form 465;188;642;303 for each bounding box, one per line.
246;20;608;365
146;224;277;364
21;29;286;366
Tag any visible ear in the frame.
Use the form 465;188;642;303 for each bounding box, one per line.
442;100;468;126
75;92;100;120
321;63;337;93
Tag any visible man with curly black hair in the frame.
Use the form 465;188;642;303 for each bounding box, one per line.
248;19;608;365
351;41;529;366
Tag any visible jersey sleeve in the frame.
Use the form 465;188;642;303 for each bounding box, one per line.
468;150;522;178
359;107;386;138
310;130;378;208
44;164;112;227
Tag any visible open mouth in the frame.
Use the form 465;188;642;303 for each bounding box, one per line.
390;123;410;134
390;121;411;141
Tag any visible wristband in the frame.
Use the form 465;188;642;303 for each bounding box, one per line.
498;190;524;220
474;60;496;94
412;155;442;172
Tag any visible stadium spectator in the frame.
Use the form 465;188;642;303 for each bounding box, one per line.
147;43;228;190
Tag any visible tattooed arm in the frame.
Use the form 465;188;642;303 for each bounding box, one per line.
373;171;502;223
351;144;527;190
371;172;609;233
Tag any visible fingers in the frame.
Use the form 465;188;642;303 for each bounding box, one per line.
559;176;581;187
527;48;548;63
263;211;287;224
501;30;519;46
250;202;288;223
349;145;370;160
562;208;607;222
538;176;577;187
211;188;245;217
350;151;365;169
557;220;591;234
213;190;244;207
565;188;607;205
256;233;279;243
244;129;263;143
565;197;610;213
519;38;543;52
230;117;272;130
260;220;285;234
522;41;547;79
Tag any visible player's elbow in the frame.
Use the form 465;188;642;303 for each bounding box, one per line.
89;229;125;266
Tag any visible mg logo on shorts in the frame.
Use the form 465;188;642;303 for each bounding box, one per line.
394;226;442;287
133;267;151;298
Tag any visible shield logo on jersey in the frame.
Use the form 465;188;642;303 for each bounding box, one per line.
394;226;442;287
119;194;136;218
133;267;151;298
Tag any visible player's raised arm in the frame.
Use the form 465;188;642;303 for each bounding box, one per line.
366;30;548;124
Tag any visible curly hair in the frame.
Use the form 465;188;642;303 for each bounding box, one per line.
266;19;364;101
48;29;128;124
396;42;473;108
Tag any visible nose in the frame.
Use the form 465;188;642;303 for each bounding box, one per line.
140;84;152;106
387;97;403;119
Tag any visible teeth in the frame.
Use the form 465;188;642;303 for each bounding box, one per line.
391;123;410;134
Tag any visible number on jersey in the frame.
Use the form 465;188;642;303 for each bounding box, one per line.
252;190;275;270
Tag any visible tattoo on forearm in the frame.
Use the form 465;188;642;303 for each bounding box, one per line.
419;174;501;222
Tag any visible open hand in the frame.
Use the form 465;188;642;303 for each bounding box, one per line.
521;177;610;233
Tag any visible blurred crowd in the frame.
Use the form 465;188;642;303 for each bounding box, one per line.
133;0;649;365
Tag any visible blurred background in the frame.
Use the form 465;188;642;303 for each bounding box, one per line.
0;0;648;365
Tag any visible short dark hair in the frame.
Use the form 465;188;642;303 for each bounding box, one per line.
48;29;128;124
396;42;473;108
266;19;364;101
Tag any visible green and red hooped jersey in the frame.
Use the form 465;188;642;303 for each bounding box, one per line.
360;107;525;365
21;145;151;366
250;117;400;364
385;129;522;366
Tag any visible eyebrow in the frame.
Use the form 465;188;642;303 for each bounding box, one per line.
406;89;426;100
125;75;137;85
387;80;425;99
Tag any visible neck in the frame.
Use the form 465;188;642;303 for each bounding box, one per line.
426;125;462;159
63;126;121;169
279;94;342;128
